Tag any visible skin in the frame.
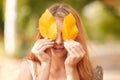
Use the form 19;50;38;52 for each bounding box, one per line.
18;15;85;80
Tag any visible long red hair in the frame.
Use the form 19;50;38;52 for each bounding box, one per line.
27;3;94;80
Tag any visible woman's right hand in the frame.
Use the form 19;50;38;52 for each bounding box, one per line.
31;39;54;64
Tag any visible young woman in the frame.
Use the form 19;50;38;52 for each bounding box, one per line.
18;3;94;80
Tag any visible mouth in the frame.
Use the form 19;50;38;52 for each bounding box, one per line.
54;47;64;49
53;46;64;50
52;45;67;53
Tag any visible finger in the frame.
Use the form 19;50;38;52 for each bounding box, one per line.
70;40;85;57
32;39;53;53
34;39;52;49
40;44;53;52
71;40;80;45
65;40;79;52
66;40;80;48
64;42;75;56
37;41;54;50
65;40;85;56
33;44;53;55
68;41;81;52
69;42;80;56
36;51;46;60
68;40;84;51
38;44;53;59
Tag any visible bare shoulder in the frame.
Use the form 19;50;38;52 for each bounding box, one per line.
18;60;32;80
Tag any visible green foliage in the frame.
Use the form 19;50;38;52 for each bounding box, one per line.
0;0;4;34
81;1;120;42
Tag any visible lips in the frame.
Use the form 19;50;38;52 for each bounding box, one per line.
53;45;67;53
54;47;64;49
53;46;64;50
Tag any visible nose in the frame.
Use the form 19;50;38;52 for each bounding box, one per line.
55;32;63;45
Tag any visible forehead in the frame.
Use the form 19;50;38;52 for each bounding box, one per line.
54;11;68;24
55;11;68;18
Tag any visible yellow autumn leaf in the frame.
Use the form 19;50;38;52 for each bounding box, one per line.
62;13;78;40
39;9;57;40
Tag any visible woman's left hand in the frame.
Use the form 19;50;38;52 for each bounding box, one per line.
64;40;85;68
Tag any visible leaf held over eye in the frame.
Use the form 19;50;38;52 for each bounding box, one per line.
39;9;57;40
62;13;78;40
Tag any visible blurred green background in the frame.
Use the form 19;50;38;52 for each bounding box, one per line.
1;0;120;57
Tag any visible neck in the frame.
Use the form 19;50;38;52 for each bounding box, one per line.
51;54;66;70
